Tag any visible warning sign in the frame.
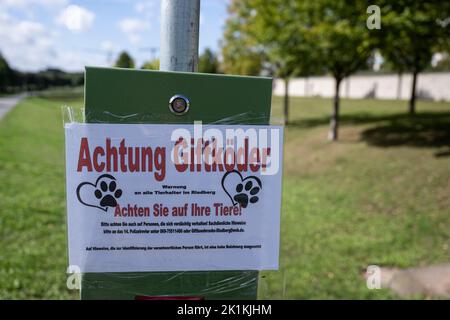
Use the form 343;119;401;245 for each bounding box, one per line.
65;123;283;272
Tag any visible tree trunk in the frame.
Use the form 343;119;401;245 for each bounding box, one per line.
284;78;289;125
397;71;402;100
409;71;418;115
304;76;308;97
328;77;342;141
345;78;350;98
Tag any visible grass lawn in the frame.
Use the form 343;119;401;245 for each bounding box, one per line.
0;90;449;299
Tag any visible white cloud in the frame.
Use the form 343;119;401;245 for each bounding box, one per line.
56;4;95;33
0;11;56;70
118;18;150;44
134;0;158;18
0;0;68;18
53;50;107;72
0;10;105;71
100;41;117;52
0;0;68;8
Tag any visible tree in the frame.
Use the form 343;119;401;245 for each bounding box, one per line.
198;48;220;73
308;0;374;140
221;0;264;76
247;0;320;125
433;52;450;71
114;51;135;69
222;0;373;135
141;59;160;70
0;52;13;92
222;0;318;125
0;52;83;92
377;0;450;114
379;55;406;99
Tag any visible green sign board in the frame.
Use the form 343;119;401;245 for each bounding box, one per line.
81;67;273;299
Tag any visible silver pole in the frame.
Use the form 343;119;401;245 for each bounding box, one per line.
160;0;200;72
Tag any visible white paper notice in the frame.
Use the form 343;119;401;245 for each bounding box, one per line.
65;123;283;272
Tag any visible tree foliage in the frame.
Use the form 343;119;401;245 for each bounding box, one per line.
198;48;220;74
222;0;322;124
375;0;450;114
141;59;160;70
221;0;374;137
221;0;265;76
308;0;374;140
433;53;450;71
114;51;135;69
0;52;13;92
0;52;83;93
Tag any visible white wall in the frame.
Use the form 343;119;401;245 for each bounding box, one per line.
273;72;450;102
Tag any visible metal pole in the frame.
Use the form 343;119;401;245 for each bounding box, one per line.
160;0;200;72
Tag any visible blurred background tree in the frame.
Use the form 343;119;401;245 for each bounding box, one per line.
114;51;135;69
239;0;320;125
198;48;220;73
141;59;160;70
309;0;374;140
222;0;374;138
221;0;265;76
433;53;450;71
141;49;221;74
0;53;13;92
376;0;450;115
0;51;83;93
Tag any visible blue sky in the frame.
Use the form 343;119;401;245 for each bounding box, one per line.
0;0;229;72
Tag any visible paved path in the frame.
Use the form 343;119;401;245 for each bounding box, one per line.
0;93;27;121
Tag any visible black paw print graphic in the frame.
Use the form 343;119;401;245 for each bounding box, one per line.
233;180;261;208
221;170;262;208
95;180;122;208
76;174;123;212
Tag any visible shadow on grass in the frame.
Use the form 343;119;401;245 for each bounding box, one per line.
289;112;450;152
360;113;450;149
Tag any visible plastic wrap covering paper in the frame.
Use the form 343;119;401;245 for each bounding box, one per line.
62;106;285;300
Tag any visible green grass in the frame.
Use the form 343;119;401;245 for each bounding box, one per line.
0;90;82;299
260;97;450;299
0;90;449;299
